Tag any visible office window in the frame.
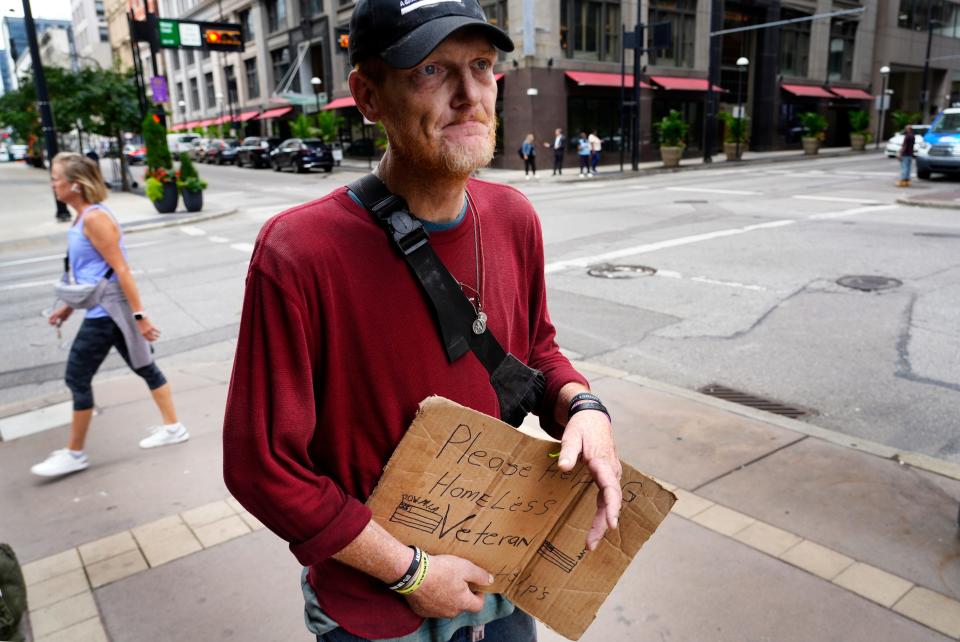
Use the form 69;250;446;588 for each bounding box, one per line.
779;8;810;77
828;19;857;81
172;51;180;69
176;81;185;108
202;47;210;59
99;26;109;42
205;71;216;108
480;0;508;58
190;77;200;109
238;9;255;41
225;65;238;103
897;0;957;33
306;0;323;17
245;58;260;99
95;0;105;16
648;0;696;68
267;0;286;33
560;0;622;63
272;47;292;88
186;49;195;65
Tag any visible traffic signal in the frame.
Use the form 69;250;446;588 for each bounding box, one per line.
202;25;243;51
336;27;349;53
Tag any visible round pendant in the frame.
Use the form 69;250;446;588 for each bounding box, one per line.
472;311;488;335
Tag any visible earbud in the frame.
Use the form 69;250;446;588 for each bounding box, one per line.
71;184;80;193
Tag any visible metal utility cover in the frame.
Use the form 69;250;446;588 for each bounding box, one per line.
836;275;902;292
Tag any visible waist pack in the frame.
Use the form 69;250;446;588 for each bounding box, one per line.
349;175;545;427
0;544;27;642
54;255;114;309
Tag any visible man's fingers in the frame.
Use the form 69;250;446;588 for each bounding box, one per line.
464;561;494;586
603;482;621;529
557;429;582;471
586;504;608;550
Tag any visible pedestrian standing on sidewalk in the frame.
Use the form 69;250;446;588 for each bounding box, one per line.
521;132;537;179
222;2;622;641
897;124;915;187
577;131;591;177
31;153;188;478
588;129;602;175
548;127;565;175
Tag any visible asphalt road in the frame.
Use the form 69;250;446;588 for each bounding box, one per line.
2;153;958;463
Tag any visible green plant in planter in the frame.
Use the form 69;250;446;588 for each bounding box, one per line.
891;109;921;133
176;152;208;192
654;110;689;147
848;109;870;135
717;111;750;143
798;112;828;140
142;113;174;200
290;113;317;139
145;177;165;201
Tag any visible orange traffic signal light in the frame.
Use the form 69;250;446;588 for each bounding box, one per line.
201;25;243;51
338;33;349;50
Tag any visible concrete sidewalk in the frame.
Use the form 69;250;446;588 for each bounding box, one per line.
1;351;958;641
0;162;236;252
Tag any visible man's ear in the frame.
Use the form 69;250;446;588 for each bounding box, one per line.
349;69;382;124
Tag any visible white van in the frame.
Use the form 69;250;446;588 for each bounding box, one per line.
167;133;199;154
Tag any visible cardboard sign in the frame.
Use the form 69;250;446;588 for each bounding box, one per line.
367;397;676;640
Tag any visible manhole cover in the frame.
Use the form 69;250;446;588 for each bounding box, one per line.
836;275;902;292
698;384;810;419
914;232;960;239
674;199;708;204
587;263;657;279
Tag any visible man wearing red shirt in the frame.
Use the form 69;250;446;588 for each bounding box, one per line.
223;2;622;640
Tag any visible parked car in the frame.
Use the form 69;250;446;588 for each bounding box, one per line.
885;124;929;157
167;133;199;154
124;144;146;165
915;109;960;179
236;136;282;168
270;138;334;173
189;138;209;162
10;144;28;160
205;138;240;165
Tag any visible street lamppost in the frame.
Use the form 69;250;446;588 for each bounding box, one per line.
876;65;890;151
311;76;322;114
736;56;749;161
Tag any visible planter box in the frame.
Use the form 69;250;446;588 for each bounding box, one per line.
724;142;747;161
152;182;178;214
660;146;683;168
182;188;203;212
802;138;821;156
850;134;866;151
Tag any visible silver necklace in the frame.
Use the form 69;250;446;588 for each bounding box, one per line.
462;190;487;334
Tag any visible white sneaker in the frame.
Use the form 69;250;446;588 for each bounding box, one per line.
31;449;89;477
139;423;190;449
525;175;531;180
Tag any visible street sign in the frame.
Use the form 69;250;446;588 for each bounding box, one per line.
157;19;243;52
875;95;890;111
149;76;168;103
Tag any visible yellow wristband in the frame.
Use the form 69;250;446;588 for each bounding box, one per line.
395;552;429;595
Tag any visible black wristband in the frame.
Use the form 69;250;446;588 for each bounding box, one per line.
568;399;611;423
569;392;602;408
386;546;421;590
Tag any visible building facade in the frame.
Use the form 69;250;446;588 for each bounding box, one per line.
1;18;75;92
105;0;135;71
152;1;960;163
71;0;113;69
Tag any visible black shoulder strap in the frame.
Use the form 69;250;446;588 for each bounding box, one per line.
348;174;507;375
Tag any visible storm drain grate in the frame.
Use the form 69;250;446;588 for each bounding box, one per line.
836;275;902;292
587;263;657;279
698;384;809;419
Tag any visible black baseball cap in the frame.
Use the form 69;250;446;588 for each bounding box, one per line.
349;0;514;69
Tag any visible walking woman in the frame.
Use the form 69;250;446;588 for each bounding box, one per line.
31;153;188;478
521;132;537;179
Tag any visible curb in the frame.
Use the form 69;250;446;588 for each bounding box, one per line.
0;206;239;253
896;196;960;210
571;361;960;483
496;148;879;186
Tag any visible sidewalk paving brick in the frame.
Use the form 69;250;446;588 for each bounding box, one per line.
191;514;251;548
35;617;108;642
832;562;914;608
181;499;236;528
690;504;756;536
779;540;855;581
670;488;714;518
77;531;138;566
732;521;803;558
27;567;89;610
21;549;82;586
85;548;149;588
131;515;202;567
29;590;98;638
894;586;960;638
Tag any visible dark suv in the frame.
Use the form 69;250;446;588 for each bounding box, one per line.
236;136;282;168
270;138;334;173
205;138;240;165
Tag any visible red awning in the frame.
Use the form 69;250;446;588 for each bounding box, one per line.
323;96;356;110
830;87;873;100
169;123;184;131
494;72;504;82
564;71;652;89
236;110;260;121
211;115;229;125
184;120;200;129
650;76;721;92
781;84;834;98
258;106;293;120
196;118;215;127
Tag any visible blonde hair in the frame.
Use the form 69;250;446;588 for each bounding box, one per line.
53;152;109;204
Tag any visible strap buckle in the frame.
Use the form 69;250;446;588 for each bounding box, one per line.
387;211;428;255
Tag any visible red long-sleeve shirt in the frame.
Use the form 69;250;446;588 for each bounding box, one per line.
222;179;587;638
